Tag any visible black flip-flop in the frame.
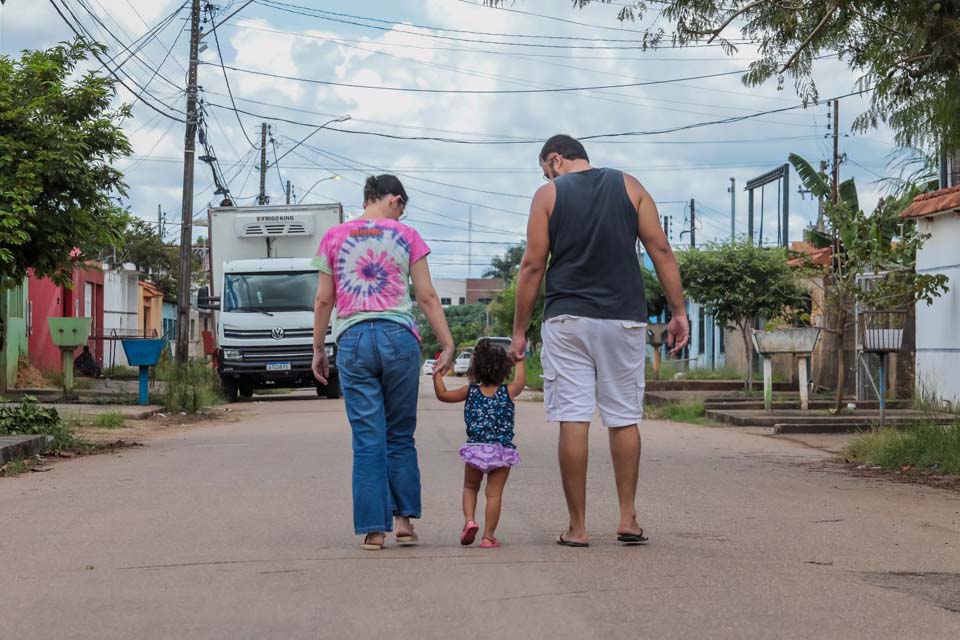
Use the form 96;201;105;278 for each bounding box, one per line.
557;534;589;548
617;530;649;545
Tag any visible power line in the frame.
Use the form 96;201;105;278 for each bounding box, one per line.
203;62;748;94
255;0;755;50
206;87;871;144
207;1;258;148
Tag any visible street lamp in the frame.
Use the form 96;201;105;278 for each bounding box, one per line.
299;175;342;203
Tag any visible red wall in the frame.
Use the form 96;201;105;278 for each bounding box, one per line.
28;267;105;374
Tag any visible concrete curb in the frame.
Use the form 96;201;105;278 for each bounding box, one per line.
0;435;48;465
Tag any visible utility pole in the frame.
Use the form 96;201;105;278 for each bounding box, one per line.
689;198;696;248
175;0;201;365
286;180;292;205
728;178;736;242
817;160;828;229
258;123;269;206
157;204;163;240
831;98;840;205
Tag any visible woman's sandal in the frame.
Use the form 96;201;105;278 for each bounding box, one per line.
396;530;419;545
361;533;385;551
556;533;589;548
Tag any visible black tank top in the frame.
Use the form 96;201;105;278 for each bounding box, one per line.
544;167;648;321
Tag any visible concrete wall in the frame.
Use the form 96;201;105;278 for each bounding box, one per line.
466;278;505;304
102;266;140;368
27;268;105;374
433;279;467;307
0;279;29;390
915;214;960;407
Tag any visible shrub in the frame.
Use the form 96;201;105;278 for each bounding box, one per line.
0;396;77;451
524;350;543;391
658;401;707;423
163;361;222;413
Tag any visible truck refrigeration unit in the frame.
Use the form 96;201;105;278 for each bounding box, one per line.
200;203;343;402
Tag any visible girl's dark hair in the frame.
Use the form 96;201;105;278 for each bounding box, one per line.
363;174;409;206
467;339;513;387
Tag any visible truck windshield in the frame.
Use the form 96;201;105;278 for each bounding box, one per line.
223;271;317;313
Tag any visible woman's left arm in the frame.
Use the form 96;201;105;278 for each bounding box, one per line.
313;271;336;384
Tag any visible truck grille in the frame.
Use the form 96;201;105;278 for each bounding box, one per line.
238;345;316;362
224;328;313;339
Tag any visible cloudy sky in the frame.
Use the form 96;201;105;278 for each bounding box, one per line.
2;0;904;278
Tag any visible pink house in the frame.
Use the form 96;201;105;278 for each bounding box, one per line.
27;266;105;374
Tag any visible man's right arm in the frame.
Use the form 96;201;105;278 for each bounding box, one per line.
511;183;553;362
625;173;690;353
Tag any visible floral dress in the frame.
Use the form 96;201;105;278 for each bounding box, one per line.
458;385;521;472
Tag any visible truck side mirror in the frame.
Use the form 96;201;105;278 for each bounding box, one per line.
197;286;220;311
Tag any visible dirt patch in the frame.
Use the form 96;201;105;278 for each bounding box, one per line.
14;358;50;389
72;407;236;445
804;457;960;492
861;571;960;614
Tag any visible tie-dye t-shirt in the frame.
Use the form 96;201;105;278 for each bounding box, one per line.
312;218;431;342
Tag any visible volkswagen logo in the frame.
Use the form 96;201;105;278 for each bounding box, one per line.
271;327;285;340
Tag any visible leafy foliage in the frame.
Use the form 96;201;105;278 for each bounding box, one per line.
0;396;76;451
484;243;526;280
490;274;545;346
0;40;131;288
642;265;668;318
415;303;489;357
678;241;806;390
507;1;960;150
163;362;222;413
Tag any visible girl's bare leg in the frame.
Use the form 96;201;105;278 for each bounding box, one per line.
463;464;483;523
483;467;511;540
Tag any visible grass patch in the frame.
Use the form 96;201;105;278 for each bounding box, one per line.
92;411;126;429
847;422;960;474
645;361;746;381
46;371;93;391
655;400;708;424
524;350;543;391
0;459;31;476
163;361;222;413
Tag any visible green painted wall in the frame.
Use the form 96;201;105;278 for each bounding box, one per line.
0;278;29;391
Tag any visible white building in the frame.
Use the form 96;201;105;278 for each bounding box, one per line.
433;279;467;307
902;186;960;408
102;263;141;368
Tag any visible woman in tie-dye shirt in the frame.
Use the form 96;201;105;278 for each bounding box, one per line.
312;175;454;551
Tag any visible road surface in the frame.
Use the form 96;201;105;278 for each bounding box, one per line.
3;380;959;639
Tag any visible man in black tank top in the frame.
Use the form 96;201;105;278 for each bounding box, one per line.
510;134;689;547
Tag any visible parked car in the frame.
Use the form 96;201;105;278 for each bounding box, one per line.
453;352;472;375
422;359;436;376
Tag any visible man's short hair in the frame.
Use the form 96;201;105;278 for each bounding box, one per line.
540;134;589;163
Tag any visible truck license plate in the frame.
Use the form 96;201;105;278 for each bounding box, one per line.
266;362;292;371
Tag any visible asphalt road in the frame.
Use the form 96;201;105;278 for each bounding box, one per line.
3;379;959;639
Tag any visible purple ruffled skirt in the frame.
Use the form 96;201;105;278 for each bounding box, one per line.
459;443;521;472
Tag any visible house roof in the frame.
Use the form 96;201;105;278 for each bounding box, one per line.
139;280;164;298
788;242;832;267
901;185;960;219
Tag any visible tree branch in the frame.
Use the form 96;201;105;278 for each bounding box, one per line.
705;0;771;43
779;2;841;73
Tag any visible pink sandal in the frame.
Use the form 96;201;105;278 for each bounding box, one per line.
460;520;479;546
480;536;501;548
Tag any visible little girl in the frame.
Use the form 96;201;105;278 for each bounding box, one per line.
433;339;525;548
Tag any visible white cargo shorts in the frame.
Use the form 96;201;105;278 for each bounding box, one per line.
541;315;647;428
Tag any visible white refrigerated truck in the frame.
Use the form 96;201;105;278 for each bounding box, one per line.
200;203;343;402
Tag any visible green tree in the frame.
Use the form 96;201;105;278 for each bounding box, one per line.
790;153;948;409
494;1;960;150
484;243;526;281
678;241;806;391
0;40;131;289
415;303;489;358
642;265;668;318
490;274;545;349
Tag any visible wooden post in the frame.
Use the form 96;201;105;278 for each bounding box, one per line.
798;357;809;411
653;346;662;381
763;357;773;411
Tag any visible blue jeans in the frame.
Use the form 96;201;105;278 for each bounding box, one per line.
337;320;422;534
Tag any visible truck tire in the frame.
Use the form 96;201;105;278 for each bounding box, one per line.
239;382;254;398
221;378;239;403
